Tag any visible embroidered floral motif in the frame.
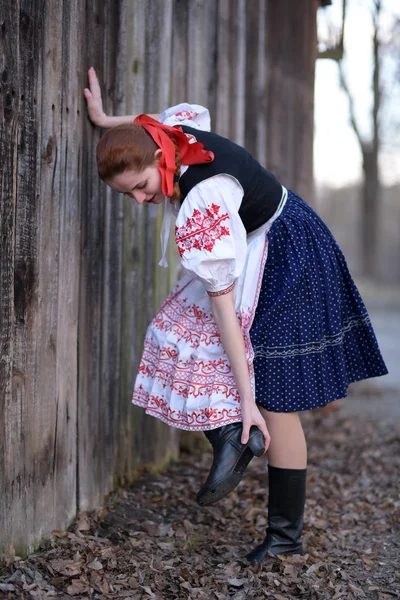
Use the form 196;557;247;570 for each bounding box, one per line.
153;292;223;348
175;204;230;257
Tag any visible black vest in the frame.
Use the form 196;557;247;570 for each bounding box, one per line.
179;125;282;234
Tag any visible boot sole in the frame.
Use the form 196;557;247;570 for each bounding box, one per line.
196;447;255;506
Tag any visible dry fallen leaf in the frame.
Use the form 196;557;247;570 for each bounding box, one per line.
66;578;91;595
75;513;91;531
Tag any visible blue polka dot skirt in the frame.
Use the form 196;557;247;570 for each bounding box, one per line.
250;191;388;412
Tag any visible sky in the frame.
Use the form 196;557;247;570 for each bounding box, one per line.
314;0;400;188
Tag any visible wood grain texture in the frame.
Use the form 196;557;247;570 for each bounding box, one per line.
0;0;21;550
215;0;231;138
265;0;318;203
245;0;267;165
55;0;80;523
77;0;115;511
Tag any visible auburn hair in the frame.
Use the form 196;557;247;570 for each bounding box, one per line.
96;124;182;202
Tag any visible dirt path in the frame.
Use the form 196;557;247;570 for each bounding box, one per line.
1;406;399;600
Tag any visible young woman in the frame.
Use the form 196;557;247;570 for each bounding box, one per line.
84;67;388;564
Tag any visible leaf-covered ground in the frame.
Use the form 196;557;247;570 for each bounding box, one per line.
1;401;399;600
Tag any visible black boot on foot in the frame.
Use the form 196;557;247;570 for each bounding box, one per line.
245;465;307;564
196;423;265;506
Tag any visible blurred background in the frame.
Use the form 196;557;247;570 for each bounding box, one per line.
314;0;400;413
315;0;400;283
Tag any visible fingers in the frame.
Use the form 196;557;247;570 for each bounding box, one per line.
88;67;102;99
261;424;271;452
241;423;250;445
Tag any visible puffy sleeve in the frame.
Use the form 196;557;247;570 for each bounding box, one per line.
159;102;211;132
175;174;246;295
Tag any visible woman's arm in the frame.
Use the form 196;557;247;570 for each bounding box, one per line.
209;290;270;451
84;67;160;128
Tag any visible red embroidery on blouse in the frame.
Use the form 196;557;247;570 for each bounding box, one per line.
175;110;198;121
175;204;230;257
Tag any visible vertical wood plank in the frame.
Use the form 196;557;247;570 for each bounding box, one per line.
141;0;179;468
187;0;206;104
118;0;147;482
13;0;45;554
215;0;231;137
171;0;189;105
203;0;218;124
0;0;20;549
78;0;107;510
230;0;246;146
55;0;80;523
32;0;66;546
245;0;267;164
99;0;123;495
265;0;317;202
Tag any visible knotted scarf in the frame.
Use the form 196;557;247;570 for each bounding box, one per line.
133;114;214;197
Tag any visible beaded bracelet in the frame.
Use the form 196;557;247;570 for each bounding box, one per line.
207;283;235;297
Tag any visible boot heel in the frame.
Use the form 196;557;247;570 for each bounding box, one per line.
248;427;265;457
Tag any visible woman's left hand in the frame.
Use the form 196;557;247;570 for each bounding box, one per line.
240;398;270;452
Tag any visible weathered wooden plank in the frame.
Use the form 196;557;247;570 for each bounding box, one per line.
30;0;67;549
9;0;44;553
171;0;189;104
118;0;147;482
187;0;206;104
215;0;231;137
140;0;179;467
53;0;81;525
265;0;317;202
230;0;246;146
0;0;20;550
245;0;267;164
78;0;108;510
99;0;124;495
202;0;218;123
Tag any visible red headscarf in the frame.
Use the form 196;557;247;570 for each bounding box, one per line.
133;114;214;197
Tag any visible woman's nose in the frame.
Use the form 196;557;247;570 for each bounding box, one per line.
133;190;146;204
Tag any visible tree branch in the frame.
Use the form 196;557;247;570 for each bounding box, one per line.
338;61;365;148
372;0;381;155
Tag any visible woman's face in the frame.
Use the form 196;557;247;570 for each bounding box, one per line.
106;150;164;205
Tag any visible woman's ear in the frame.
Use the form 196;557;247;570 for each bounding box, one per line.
154;149;162;164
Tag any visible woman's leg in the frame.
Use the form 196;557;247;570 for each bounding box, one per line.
257;407;307;468
246;407;307;564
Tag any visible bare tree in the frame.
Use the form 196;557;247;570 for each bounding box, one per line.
338;0;383;278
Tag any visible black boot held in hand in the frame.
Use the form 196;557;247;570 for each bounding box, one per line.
245;465;307;564
196;423;265;506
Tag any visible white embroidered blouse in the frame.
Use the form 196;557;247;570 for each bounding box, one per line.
158;103;248;294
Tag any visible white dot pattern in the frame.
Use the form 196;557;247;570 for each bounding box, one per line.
250;191;388;412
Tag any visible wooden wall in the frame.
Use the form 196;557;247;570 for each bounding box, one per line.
0;0;318;556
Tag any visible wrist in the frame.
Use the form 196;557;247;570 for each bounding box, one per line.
97;113;109;128
240;394;254;406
